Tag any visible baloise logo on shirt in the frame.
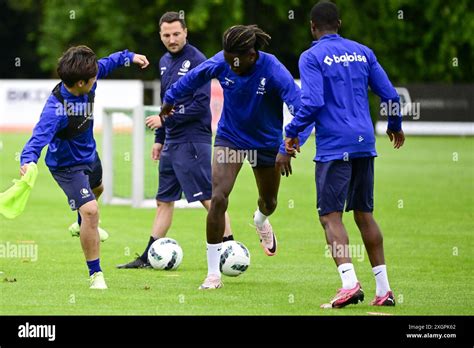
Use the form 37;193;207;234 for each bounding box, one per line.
323;52;367;66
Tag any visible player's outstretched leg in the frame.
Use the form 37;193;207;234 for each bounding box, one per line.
252;166;280;256
69;184;109;242
354;210;395;306
320;212;363;308
79;200;107;289
117;200;174;269
200;147;243;290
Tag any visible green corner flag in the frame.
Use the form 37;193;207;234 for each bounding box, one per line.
0;163;38;219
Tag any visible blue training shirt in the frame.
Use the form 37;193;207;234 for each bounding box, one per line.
20;50;135;170
284;34;402;162
154;43;212;145
163;50;313;151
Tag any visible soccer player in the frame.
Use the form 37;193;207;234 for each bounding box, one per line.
20;46;149;289
117;12;233;269
158;25;313;289
284;2;405;307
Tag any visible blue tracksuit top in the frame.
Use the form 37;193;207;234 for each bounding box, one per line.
163;50;313;151
285;34;402;162
20;50;135;170
154;43;212;144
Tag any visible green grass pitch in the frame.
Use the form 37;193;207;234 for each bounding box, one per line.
0;132;473;315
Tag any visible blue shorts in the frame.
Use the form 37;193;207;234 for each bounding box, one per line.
50;154;102;211
214;136;278;168
157;142;212;203
315;157;374;216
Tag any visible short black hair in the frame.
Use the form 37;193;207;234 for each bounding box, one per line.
159;11;186;29
57;45;98;87
310;1;340;31
222;25;271;54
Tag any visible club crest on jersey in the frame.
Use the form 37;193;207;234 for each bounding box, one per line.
80;188;90;199
256;77;266;95
178;60;191;76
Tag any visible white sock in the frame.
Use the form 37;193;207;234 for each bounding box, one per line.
373;264;391;296
254;209;268;228
207;243;223;277
338;263;358;289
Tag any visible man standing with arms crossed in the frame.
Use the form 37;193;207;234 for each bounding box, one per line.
285;1;405;307
118;12;232;269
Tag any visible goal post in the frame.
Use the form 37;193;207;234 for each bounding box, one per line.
101;105;203;209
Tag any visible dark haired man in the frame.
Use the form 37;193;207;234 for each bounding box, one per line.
20;45;149;289
119;12;233;269
284;1;404;307
158;24;313;289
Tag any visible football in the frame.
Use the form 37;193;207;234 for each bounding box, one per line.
220;241;250;277
147;238;183;270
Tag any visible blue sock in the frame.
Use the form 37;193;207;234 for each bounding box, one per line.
77;212;82;226
87;258;102;276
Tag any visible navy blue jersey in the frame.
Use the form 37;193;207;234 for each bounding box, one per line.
154;43;212;144
164;51;313;151
21;50;135;169
285;34;402;161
